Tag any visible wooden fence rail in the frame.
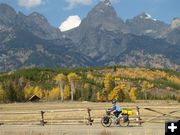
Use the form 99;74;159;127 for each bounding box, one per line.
0;106;179;126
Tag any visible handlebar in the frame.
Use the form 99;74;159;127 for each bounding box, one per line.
106;109;112;115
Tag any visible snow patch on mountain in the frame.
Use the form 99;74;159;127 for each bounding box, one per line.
144;13;157;21
105;0;112;6
139;13;157;21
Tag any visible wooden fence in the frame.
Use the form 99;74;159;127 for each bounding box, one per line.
0;106;180;126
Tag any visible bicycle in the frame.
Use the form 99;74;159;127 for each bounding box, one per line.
101;109;130;127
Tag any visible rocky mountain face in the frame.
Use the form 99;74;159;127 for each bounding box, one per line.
0;29;93;71
0;0;180;71
65;0;126;42
126;12;169;38
16;12;62;40
65;0;180;71
171;18;180;29
166;18;180;44
84;0;125;32
0;4;62;40
0;3;93;71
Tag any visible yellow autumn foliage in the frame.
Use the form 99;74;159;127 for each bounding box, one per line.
33;86;44;98
141;81;154;92
0;84;5;101
104;73;113;90
96;91;106;102
24;85;44;99
108;81;137;101
116;67;179;83
49;87;60;100
67;72;79;81
108;87;119;101
54;73;66;83
167;75;180;85
129;87;137;101
87;72;94;80
63;85;70;100
24;85;34;99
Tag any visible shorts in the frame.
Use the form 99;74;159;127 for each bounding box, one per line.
114;111;122;117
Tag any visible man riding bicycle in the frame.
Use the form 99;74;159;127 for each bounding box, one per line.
109;100;122;118
101;100;129;127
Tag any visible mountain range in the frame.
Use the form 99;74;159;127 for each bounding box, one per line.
0;0;180;72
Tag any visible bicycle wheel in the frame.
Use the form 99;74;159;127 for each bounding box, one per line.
119;115;129;127
101;116;112;127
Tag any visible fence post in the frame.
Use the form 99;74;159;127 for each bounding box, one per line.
136;106;142;126
40;111;46;126
87;108;93;125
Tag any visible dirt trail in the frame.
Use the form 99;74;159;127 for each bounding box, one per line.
0;101;179;135
0;123;164;135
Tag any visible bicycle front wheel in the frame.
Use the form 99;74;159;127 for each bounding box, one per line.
101;116;112;127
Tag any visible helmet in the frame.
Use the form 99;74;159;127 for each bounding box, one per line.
112;100;116;104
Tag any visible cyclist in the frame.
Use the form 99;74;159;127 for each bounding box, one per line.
110;100;122;118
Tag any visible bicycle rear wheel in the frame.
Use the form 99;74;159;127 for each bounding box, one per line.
119;115;129;127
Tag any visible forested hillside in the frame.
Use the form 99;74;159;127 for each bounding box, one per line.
0;67;180;103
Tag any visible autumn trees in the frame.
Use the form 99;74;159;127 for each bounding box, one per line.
0;67;179;103
0;84;5;102
54;74;66;101
107;81;137;102
67;73;79;101
140;81;154;99
49;72;79;101
49;73;79;101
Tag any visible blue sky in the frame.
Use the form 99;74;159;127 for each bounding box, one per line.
0;0;179;28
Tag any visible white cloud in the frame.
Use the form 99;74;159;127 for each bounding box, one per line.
65;0;93;9
59;15;81;32
18;0;43;8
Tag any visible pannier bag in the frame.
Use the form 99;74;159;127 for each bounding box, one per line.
122;109;134;115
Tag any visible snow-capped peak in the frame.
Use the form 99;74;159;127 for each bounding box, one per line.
103;0;112;7
145;13;157;21
139;13;157;21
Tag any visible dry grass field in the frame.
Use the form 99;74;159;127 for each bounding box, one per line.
0;101;180;135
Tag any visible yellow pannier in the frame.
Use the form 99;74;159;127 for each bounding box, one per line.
122;109;134;115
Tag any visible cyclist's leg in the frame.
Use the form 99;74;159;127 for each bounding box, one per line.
119;111;122;117
114;111;120;124
113;111;118;117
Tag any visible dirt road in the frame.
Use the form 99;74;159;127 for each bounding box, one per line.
0;123;165;135
0;101;179;135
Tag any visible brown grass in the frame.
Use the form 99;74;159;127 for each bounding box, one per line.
0;101;179;125
0;131;46;135
99;130;112;135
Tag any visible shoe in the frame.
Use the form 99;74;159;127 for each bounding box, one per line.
118;114;122;118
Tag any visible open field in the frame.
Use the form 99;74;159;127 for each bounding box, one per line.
0;123;165;135
0;101;180;135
